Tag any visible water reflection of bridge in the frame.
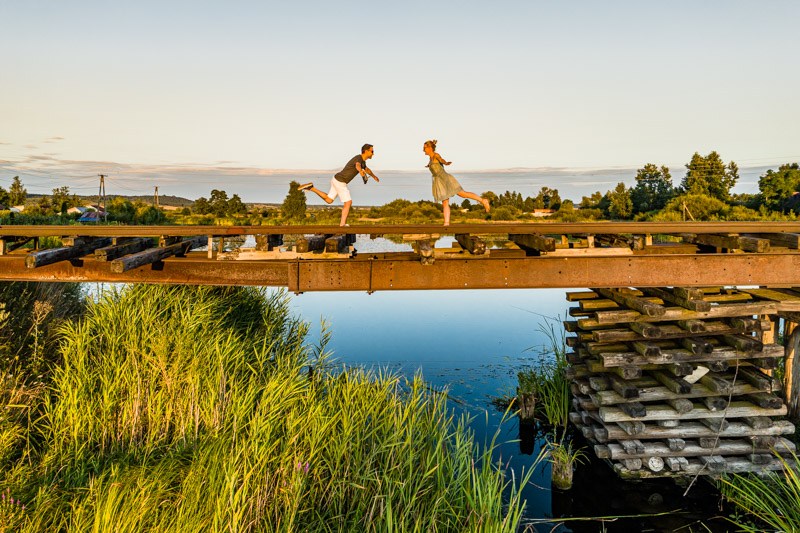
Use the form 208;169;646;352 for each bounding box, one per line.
2;222;800;290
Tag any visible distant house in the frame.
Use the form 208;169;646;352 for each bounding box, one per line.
67;206;94;215
11;206;24;213
78;210;105;223
0;204;6;211
531;209;556;217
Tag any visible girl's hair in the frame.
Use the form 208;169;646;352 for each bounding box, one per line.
425;139;438;151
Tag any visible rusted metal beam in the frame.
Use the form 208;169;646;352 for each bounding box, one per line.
2;252;800;290
4;222;800;237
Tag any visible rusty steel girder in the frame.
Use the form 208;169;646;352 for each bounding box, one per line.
2;252;800;291
3;221;800;237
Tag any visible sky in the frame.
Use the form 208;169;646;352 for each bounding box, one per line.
1;0;799;203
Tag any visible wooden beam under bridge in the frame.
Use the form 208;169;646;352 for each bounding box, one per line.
2;252;800;291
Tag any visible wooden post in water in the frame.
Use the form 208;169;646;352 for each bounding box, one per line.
516;387;536;423
784;321;800;419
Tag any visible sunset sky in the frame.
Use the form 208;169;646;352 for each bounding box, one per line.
1;1;798;202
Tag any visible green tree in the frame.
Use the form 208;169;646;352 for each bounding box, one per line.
193;197;212;215
659;193;729;221
460;199;471;210
758;163;800;213
608;182;632;219
0;186;9;208
51;186;79;214
9;176;26;206
481;191;499;207
533;187;561;210
228;194;247;215
281;181;307;220
209;189;230;217
108;197;136;223
579;191;603;209
631;163;674;214
681;151;739;201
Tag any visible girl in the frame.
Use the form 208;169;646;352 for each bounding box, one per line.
424;140;490;225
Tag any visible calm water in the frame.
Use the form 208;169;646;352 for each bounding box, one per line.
282;235;731;532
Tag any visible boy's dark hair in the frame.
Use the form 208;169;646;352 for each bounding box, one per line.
361;144;373;154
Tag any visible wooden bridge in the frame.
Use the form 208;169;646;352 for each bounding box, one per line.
2;222;800;291
5;220;800;480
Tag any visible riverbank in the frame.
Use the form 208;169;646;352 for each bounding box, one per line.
0;283;529;531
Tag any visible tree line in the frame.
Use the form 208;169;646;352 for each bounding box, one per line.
4;151;799;224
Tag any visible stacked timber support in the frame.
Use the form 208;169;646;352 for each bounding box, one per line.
565;287;797;479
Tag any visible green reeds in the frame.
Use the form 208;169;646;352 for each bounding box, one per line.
545;433;587;491
718;449;800;532
1;284;529;532
517;317;571;427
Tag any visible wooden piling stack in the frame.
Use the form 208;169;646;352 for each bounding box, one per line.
565;287;798;479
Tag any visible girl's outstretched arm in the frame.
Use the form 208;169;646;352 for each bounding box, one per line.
434;153;452;165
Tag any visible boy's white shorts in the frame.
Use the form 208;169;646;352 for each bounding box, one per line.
327;176;352;203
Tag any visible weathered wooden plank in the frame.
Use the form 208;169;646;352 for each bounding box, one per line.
673;287;706;300
738;367;779;393
745;392;784;409
602;420;795;441
699;374;733;395
677;319;706;333
25;238;113;268
593;302;778;325
324;234;354;253
631;340;661;357
255;234;284;251
594;288;667;318
110;237;205;273
721;334;763;353
592;320;767;343
509;233;555;252
598;344;783;368
599;401;787;423
455;234;486;255
666;398;694;414
742;416;773;429
296;234;330;253
680;233;770;253
607;438;795;460
0;237;33;255
566;291;600;301
742;232;800;249
628;321;666;338
617;421;646;436
639;287;711;312
651;370;692;394
95;238;153;261
616;456;792;479
679;337;714;354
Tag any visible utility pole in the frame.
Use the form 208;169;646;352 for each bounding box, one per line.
154;186;159;209
98;174;107;223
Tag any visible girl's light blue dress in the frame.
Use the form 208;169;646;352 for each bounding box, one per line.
429;160;463;203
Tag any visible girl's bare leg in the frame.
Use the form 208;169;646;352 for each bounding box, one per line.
457;191;490;213
442;199;450;226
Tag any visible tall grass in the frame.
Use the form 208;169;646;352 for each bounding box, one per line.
719;449;800;532
0;284;530;532
517;317;571;427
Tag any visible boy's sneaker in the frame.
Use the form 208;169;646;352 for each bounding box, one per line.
298;182;313;191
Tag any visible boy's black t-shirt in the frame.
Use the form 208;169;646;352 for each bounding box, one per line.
334;155;367;184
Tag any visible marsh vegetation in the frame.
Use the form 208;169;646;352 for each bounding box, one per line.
0;283;532;531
